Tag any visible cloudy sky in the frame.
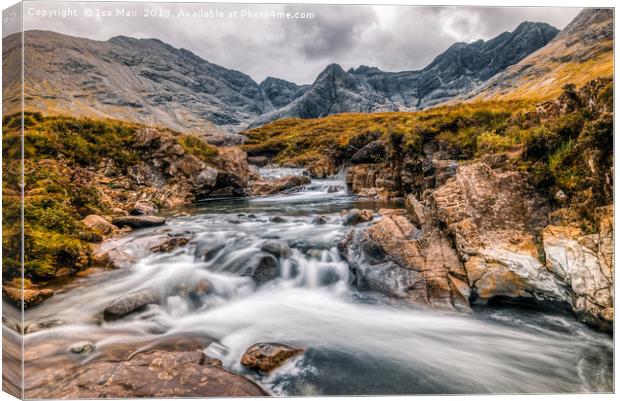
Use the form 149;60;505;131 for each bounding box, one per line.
16;2;581;84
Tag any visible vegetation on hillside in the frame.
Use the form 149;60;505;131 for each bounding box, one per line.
243;78;613;225
2;113;219;281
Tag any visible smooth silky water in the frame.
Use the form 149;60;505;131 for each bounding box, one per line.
22;169;613;395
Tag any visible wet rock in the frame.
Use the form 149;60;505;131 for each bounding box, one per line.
306;157;337;178
251;175;311;195
196;243;226;261
82;215;118;235
326;185;344;193
312;215;329;225
130;200;158;215
26;349;268;398
247;156;269;167
270;216;286;223
103;289;160;321
112;215;166;229
2;282;54;309
351;140;387;164
343;209;374;225
260;240;291;258
25;319;65;334
242;254;279;285
68;341;96;355
241;343;304;373
149;236;190;253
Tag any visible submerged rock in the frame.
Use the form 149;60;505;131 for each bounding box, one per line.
103;289;160;320
112;215;166;229
241;343;304;373
149;236;190;253
260;240;292;258
67;341;96;355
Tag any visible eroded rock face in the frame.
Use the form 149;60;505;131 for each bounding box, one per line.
542;206;614;331
241;343;304;373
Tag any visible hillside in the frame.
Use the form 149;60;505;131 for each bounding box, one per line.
469;9;613;101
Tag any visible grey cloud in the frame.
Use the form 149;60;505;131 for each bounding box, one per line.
18;2;581;84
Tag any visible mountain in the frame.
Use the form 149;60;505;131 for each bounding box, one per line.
259;77;310;109
3;20;561;136
3;30;277;139
469;9;613;101
251;21;558;126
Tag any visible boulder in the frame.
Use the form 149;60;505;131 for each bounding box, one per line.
130;200;158;216
2;285;54;309
343;209;374;225
251;175;311;196
312;215;329;225
242;254;280;285
112;215;166;229
351;140;387;164
260;240;291;258
241;343;304;373
149;236;190;253
306;157;337;178
82;215;118;235
103;289;160;320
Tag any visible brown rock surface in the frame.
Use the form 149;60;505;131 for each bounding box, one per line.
251;175;311;195
241;343;304;373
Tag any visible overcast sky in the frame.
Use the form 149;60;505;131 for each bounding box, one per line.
16;2;581;84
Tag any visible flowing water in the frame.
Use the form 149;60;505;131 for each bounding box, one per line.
22;169;613;395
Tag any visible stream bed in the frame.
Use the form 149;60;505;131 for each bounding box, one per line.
22;170;613;395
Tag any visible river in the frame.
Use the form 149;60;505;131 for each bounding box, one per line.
20;169;613;395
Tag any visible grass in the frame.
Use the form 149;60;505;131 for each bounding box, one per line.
2;112;219;282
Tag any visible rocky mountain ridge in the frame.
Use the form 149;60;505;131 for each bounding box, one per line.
4;19;560;137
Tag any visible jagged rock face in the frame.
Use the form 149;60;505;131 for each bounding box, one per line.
5;21;558;135
471;9;613;100
252;23;557;126
542;206;614;332
344;161;613;331
259;77;310;108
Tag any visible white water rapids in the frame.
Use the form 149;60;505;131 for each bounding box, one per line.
21;169;613;395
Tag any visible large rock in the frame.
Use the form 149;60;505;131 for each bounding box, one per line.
130;200;158;216
260;240;292;258
2;281;54;309
251;175;311;195
25;348;268;398
343;209;374;226
112;215;166;229
542;206;613;331
103;289;160;320
82;215;118;235
242;254;280;285
351;140;387;164
241;343;304;373
428;163;569;308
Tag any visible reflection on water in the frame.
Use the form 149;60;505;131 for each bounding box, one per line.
21;172;613;395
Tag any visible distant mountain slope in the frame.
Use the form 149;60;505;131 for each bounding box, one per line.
468;9;613;101
3;30;276;139
3;20;561;135
251;21;558;126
